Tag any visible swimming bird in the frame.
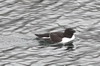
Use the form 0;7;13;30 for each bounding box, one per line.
35;28;76;49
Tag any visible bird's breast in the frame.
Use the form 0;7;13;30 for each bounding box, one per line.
61;35;75;43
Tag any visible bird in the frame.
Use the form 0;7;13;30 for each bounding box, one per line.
35;28;76;49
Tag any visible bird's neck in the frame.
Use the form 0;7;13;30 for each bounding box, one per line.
63;33;74;38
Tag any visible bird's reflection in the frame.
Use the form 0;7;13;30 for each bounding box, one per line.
36;38;75;51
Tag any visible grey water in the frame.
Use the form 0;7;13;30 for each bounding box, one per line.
0;0;100;66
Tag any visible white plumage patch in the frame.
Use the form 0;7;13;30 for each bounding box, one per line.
42;37;50;39
60;35;75;44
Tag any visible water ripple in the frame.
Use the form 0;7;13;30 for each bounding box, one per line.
0;0;100;66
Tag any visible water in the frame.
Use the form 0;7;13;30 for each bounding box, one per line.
0;0;100;66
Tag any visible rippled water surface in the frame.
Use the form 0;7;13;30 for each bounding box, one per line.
0;0;100;66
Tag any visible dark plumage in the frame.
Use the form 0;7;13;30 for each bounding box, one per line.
35;28;75;43
35;28;76;50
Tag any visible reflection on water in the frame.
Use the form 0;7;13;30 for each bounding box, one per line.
0;0;100;66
